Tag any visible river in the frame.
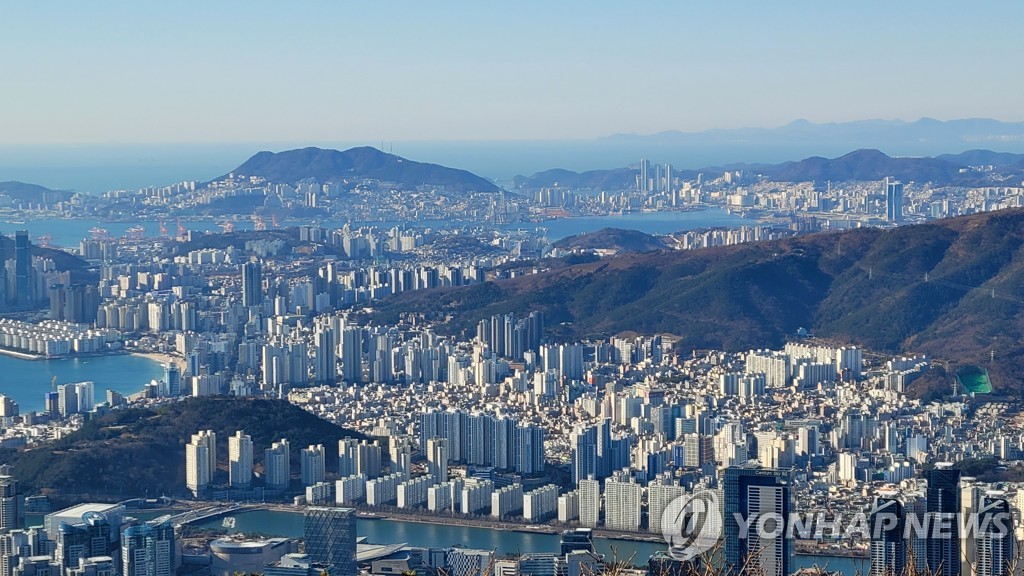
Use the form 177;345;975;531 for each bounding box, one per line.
193;509;867;573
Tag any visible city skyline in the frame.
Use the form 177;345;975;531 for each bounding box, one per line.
2;2;1024;144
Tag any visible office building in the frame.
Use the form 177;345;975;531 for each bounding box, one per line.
303;507;356;576
926;464;961;576
559;528;595;556
301;445;326;487
121;515;175;576
229;431;253;489
885;178;904;223
242;261;263;308
724;466;794;576
14;231;30;308
164;364;181;397
264;439;290;491
869;495;907;576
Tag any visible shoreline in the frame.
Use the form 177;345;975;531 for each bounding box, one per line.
130;351;183;371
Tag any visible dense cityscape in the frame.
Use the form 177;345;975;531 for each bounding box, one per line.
4;3;1024;576
0;148;1021;576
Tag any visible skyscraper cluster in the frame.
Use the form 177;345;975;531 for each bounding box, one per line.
419;410;546;474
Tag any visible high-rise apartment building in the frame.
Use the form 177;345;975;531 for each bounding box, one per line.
870;495;907;576
264;439;290;491
301;445;326;487
228;431;253;489
186;430;217;496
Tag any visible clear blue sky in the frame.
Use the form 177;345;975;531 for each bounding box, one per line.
1;1;1021;144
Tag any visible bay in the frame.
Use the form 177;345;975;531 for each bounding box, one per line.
0;354;164;413
3;208;753;249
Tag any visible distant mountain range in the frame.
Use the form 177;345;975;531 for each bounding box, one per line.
372;209;1024;397
221;146;500;192
514;148;1024;189
605;117;1024;148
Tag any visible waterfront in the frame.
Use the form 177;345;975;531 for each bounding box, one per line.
3;208;754;248
193;509;866;572
0;354;164;413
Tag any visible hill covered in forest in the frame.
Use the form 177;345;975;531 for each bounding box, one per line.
0;397;372;502
372;209;1024;393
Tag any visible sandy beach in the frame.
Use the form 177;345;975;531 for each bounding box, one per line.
130;351;183;371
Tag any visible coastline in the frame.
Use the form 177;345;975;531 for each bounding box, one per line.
0;347;44;361
130;351;183;371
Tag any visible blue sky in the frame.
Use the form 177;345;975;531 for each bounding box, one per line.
1;1;1021;143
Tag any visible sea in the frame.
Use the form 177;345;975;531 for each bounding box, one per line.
0;141;836;195
0;354;164;413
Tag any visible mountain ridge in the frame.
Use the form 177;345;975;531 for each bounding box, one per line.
514;148;1024;190
371;209;1024;395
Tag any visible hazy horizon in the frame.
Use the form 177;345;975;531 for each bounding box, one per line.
3;2;1024;145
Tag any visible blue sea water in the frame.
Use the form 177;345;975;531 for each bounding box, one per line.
0;354;164;413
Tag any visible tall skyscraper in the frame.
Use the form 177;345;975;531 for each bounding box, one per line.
0;476;21;531
241;260;263;308
926;464;961;576
870;495;907;576
228;431;253;489
724;466;794;576
163;363;181;397
426;438;449;483
578;478;601;528
303;507;356;576
14;231;30;308
121;515;175;576
0;233;7;306
186;430;216;496
314;325;336;385
341;327;362;383
885;177;904;223
264;439;290;491
301;445;326;487
975;495;1015;576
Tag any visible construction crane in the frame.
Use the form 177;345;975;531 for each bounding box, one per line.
252;213;266;231
176;218;187;239
159;220;169;237
219;221;235;233
271;214;279;229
